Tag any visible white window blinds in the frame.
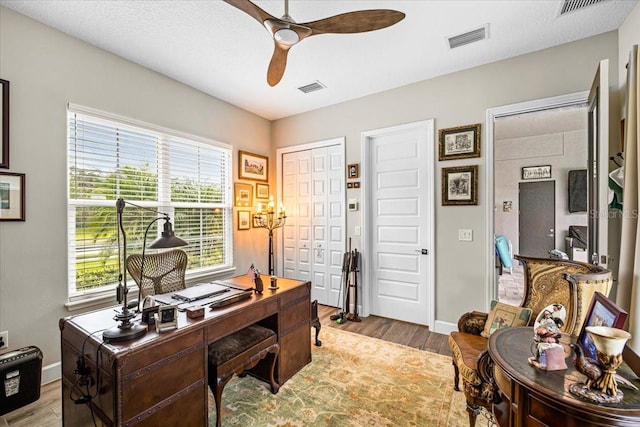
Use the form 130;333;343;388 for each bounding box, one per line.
67;105;232;299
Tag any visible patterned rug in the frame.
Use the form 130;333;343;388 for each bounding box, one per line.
208;326;469;426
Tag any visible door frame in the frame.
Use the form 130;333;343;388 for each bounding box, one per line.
485;91;589;303
276;137;346;277
361;119;435;328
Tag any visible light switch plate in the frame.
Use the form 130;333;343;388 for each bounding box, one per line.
459;229;473;242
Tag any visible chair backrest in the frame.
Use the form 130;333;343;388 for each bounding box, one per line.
127;249;188;298
515;255;610;336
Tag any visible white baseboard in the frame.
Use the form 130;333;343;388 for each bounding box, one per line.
42;362;61;385
434;320;457;335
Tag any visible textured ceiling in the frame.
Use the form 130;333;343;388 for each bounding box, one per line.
0;0;636;120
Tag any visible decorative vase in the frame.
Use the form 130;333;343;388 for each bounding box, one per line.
586;326;631;397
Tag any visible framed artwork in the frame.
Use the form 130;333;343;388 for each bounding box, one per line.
442;165;478;206
577;292;628;360
252;214;262;228
1;79;9;169
256;183;269;200
347;163;359;179
237;210;251;230
0;172;25;221
438;123;481;161
522;165;551;180
234;182;253;207
238;150;268;181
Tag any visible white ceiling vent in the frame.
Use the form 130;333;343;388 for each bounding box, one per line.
560;0;608;15
448;24;489;49
298;81;326;94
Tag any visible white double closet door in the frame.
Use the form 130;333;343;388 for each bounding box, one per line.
280;140;345;307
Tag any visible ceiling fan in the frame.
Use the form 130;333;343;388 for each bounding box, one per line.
224;0;405;86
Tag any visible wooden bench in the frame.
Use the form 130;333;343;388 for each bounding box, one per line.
207;324;280;427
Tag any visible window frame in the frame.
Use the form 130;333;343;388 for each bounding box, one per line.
66;104;234;308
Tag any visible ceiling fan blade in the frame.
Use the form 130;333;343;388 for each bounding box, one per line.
267;43;290;87
223;0;275;25
304;10;405;35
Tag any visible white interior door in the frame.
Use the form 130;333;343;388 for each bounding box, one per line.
282;150;311;281
364;121;434;325
280;139;345;306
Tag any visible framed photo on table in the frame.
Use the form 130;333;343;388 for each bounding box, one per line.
577;292;628;360
442;165;478;206
0;172;25;221
438;123;481;161
238;150;268;181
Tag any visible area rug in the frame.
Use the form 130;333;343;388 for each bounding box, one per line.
208;327;469;426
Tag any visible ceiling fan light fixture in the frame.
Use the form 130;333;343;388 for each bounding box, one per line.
274;28;299;46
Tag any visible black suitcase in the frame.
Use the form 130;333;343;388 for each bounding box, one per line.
0;346;43;416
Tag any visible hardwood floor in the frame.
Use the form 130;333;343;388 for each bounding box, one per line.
317;304;452;356
0;305;452;426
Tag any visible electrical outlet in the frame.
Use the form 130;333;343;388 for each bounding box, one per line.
0;331;7;349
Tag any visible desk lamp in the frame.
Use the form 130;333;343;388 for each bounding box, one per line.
103;198;188;342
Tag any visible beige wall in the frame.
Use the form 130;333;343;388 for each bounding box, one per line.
0;7;271;370
271;32;620;332
0;3;633;374
618;1;640;88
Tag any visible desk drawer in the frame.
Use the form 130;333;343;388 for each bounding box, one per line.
279;282;310;306
207;299;278;343
119;329;205;423
494;364;512;401
281;297;311;333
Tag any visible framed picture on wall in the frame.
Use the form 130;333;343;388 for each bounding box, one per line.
347;163;359;179
442;165;478;206
522;165;551;180
237;210;251;230
256;183;269;200
239;150;268;181
234;182;253;207
1;79;9;169
0;172;25;221
438;123;481;161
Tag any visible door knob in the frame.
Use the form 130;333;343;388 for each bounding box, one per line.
414;249;429;255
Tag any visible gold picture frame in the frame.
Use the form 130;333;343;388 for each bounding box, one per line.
256;183;269;200
238;150;268;181
237;210;251;230
234;182;253;208
438;123;481;161
442;165;478;206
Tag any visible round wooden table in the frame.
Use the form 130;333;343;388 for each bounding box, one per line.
488;326;640;426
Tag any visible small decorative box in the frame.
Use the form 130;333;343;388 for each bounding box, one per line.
186;306;205;319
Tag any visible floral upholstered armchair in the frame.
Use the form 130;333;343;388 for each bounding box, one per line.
448;256;612;426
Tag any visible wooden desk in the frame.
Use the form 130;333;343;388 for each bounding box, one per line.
60;276;311;426
489;326;640;426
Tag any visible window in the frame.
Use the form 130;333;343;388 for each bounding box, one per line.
67;105;232;301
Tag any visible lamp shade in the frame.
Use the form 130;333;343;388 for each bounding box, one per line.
148;218;188;249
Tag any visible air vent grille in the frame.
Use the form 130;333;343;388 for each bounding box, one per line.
448;24;488;49
560;0;607;15
298;81;326;94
